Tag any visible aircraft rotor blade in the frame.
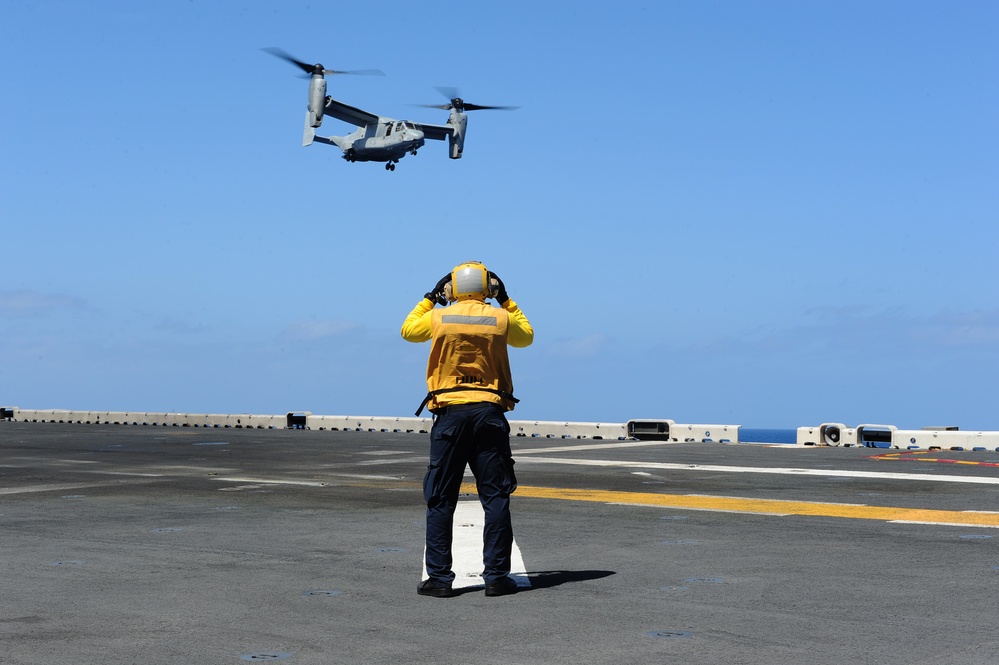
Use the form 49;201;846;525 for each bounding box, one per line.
325;68;385;76
463;103;519;111
435;86;461;101
262;47;316;74
263;48;384;77
428;86;518;112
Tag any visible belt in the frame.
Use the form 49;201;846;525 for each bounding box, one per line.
431;402;496;416
415;386;518;416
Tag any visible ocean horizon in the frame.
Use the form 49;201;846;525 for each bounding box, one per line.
739;428;797;444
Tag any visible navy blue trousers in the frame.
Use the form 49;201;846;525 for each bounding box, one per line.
423;403;517;585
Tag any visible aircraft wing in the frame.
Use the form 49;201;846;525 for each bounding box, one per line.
323;98;380;127
420;122;454;142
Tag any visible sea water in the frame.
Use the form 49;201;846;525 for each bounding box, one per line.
739;428;797;444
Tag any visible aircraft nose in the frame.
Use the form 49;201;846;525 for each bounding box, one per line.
411;130;425;141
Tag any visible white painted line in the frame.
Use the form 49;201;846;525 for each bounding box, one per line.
154;465;238;473
0;482;115;495
516;457;999;485
422;500;531;590
355;457;427;466
330;473;407;481
516;440;671;455
889;521;999;529
211;477;329;487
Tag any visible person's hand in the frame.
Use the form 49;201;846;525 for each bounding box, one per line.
425;273;452;306
488;271;509;305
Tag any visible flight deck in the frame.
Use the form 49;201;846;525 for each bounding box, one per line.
2;421;998;664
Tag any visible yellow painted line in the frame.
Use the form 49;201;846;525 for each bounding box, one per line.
476;483;999;528
871;451;999;468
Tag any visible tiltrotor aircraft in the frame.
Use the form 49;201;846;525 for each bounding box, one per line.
264;48;516;171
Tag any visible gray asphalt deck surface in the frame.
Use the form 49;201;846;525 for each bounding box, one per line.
2;422;998;664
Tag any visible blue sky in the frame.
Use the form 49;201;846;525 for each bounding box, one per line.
2;1;996;429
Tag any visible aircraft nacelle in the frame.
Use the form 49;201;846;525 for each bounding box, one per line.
447;111;467;159
307;74;326;128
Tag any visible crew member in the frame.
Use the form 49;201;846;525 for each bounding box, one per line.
401;261;534;598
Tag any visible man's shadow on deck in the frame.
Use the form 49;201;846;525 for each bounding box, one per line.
526;569;616;590
453;570;615;595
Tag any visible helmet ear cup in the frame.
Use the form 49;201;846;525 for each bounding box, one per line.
444;282;456;303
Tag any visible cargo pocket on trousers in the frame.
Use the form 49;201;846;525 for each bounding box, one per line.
424;424;458;504
505;457;518;495
423;461;443;505
483;417;517;495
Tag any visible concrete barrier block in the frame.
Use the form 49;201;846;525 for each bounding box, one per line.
223;414;257;428
796;426;819;445
13;408;43;422
187;413;229;428
47;409;76;423
509;420;628;440
669;423;740;443
892;429;999;451
241;414;284;429
309;414;431;433
144;412;172;426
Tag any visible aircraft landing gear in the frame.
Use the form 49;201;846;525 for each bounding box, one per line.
385;161;396;171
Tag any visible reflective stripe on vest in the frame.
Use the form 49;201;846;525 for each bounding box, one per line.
441;314;498;326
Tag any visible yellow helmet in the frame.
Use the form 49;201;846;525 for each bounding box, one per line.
446;261;496;301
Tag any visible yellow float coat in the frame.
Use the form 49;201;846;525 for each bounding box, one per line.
401;297;533;412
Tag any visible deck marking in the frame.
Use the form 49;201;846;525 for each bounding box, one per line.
516;440;671;455
329;473;406;481
0;481;121;495
889;521;999;528
422;500;531;590
495;484;999;528
870;451;999;468
516;456;999;485
212;477;329;487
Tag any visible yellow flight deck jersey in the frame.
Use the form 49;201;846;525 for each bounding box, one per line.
401;297;534;413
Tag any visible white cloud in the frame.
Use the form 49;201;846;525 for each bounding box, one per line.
678;304;999;364
277;320;363;342
544;333;610;359
0;290;88;318
922;309;999;347
151;318;210;335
